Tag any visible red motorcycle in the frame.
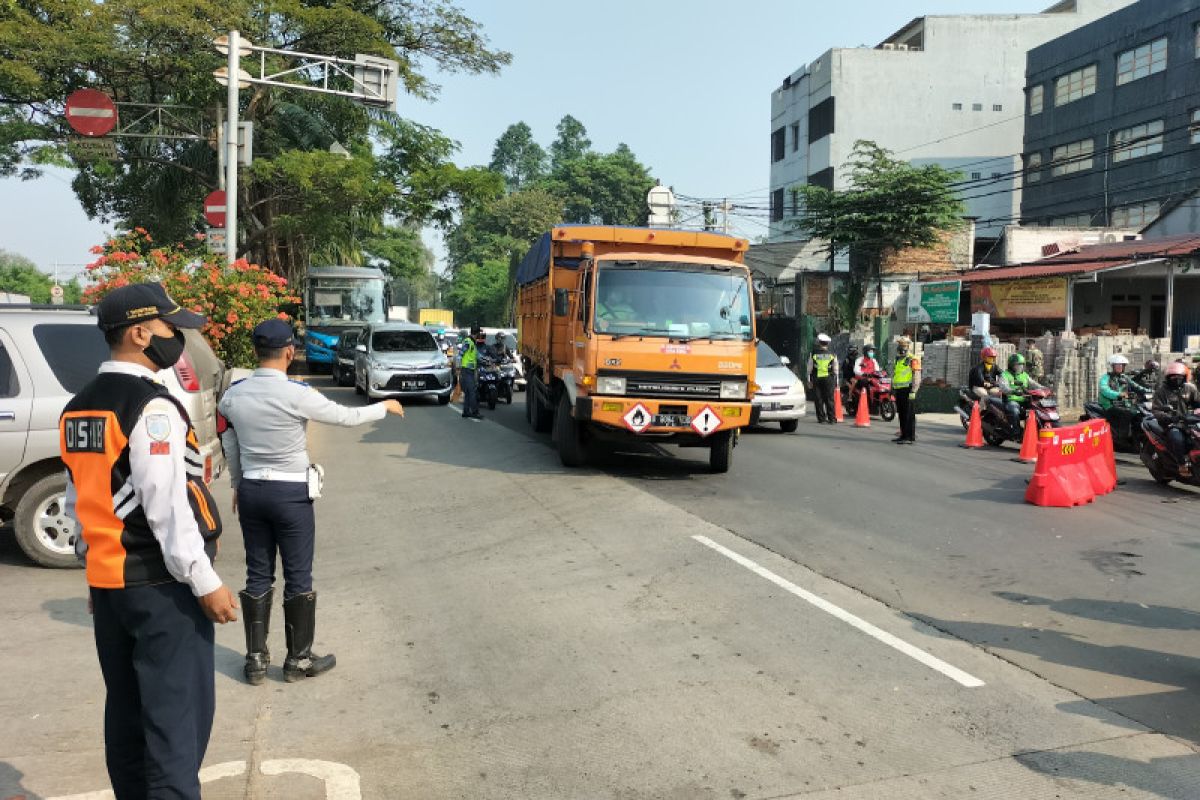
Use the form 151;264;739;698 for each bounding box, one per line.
1140;412;1200;486
842;371;896;421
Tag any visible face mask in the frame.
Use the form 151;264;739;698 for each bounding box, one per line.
143;329;185;370
1167;376;1185;390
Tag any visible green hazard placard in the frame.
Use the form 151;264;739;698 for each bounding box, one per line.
907;280;961;324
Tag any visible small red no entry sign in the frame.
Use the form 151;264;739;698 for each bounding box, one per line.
65;89;118;137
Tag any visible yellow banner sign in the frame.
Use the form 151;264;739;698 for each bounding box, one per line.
971;277;1068;319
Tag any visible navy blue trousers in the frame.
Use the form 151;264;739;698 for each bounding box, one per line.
461;368;479;415
91;582;215;800
238;479;315;599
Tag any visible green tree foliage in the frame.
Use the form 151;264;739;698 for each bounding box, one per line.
0;0;510;282
791;140;965;317
446;188;563;270
488;122;547;193
362;224;436;308
445;259;508;326
546;143;654;226
0;250;82;303
550;114;590;171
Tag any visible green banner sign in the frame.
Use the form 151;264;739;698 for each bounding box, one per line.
907;280;961;324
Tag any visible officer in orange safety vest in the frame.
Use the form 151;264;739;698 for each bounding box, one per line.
60;282;238;800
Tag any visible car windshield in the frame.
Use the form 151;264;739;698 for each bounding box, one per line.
593;262;753;340
756;341;784;368
487;333;517;351
372;331;436;352
309;279;386;324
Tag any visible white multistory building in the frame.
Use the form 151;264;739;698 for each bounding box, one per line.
767;0;1135;257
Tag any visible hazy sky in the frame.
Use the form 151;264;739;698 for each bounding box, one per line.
0;0;1056;278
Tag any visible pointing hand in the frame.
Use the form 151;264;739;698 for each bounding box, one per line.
384;399;405;417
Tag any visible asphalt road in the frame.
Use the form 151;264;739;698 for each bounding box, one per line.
2;380;1199;799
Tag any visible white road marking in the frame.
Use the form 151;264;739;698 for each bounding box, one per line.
47;758;361;800
261;759;362;799
691;535;985;688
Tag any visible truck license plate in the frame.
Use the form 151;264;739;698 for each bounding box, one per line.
652;414;691;427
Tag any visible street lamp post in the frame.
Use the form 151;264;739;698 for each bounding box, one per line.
224;30;240;267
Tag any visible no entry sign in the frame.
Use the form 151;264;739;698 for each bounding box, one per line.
203;190;227;227
64;89;118;137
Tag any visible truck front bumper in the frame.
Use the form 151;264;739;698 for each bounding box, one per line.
576;396;753;440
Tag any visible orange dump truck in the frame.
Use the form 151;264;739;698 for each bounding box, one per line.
517;225;758;472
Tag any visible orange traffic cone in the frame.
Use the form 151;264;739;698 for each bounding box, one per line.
854;389;871;427
833;386;845;422
1015;409;1039;463
961;400;984;449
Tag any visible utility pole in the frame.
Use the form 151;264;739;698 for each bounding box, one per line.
224;30;240;266
721;199;731;235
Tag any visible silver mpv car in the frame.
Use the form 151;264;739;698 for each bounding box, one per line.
0;307;225;567
354;322;452;404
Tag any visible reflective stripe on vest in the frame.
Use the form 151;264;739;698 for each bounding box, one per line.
894;355;914;388
462;340;478;369
812;353;835;379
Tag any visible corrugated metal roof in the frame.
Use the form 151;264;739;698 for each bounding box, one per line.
958;234;1200;283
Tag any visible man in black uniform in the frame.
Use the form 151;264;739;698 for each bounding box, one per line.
61;283;238;799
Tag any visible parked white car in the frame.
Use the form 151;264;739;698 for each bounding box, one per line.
753;341;806;432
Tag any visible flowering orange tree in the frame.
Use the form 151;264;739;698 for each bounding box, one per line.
83;229;300;368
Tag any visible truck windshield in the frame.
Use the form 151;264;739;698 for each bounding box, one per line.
593;263;753;340
309;279;386;325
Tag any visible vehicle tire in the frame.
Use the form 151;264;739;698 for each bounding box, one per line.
13;473;79;569
354;373;364;395
709;431;734;473
780;419;799;433
984;428;1007;448
487;389;497;411
555;394;586;467
438;391;450;405
1140;441;1172;485
880;399;897;422
530;384;553;433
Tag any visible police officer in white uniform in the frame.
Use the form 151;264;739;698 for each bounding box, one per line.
218;319;404;684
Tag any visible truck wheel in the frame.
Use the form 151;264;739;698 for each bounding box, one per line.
555;395;586;467
709;431;734;473
14;473;80;569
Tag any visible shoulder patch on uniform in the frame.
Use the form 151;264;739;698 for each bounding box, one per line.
145;414;172;442
288;379;311;388
230;378;248;387
149;441;171;455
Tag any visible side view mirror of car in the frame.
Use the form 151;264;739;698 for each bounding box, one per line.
355;344;367;353
780;356;791;366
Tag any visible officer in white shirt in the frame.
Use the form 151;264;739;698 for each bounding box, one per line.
218;319;404;684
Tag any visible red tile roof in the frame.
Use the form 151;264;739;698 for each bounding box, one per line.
958;234;1200;284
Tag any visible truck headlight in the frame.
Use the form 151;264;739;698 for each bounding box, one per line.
720;380;748;400
597;377;626;395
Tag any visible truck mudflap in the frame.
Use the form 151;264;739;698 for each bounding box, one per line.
575;396;752;437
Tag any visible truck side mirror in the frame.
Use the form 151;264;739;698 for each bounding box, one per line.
355;344;367;353
554;288;570;317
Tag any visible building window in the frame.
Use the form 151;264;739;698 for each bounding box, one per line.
993;104;1003;112
808;97;835;142
971;172;982;180
1026;152;1042;183
1191;108;1200;144
1113;119;1164;162
1111;200;1161;228
807;167;834;191
972;103;983;111
1117;37;1168;86
771;128;785;163
1054;64;1097;106
1051;138;1094;176
771;188;785;222
790;122;800;152
953;102;963;110
1048;212;1095;227
790;188;800;215
1029;85;1044;115
1195;24;1200;58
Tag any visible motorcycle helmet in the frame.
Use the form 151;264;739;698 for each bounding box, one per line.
896;336;912;354
981;346;998;366
1008;353;1026;374
1165;361;1188;389
1145;359;1160;372
1107;354;1129;373
817;333;831;344
864;345;876;357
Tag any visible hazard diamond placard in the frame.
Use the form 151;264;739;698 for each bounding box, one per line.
691;405;722;437
623;403;652;433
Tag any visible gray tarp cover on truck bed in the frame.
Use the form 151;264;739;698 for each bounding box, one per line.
516;233;552;286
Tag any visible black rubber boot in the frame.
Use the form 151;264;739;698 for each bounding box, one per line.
239;588;273;686
282;592;336;682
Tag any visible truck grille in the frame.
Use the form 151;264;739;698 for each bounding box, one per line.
601;370;739;401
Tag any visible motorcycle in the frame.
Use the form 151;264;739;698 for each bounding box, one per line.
1139;412;1200;486
955;386;1061;447
498;356;517;405
1080;386;1154;453
841;371;896;421
478;357;501;410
